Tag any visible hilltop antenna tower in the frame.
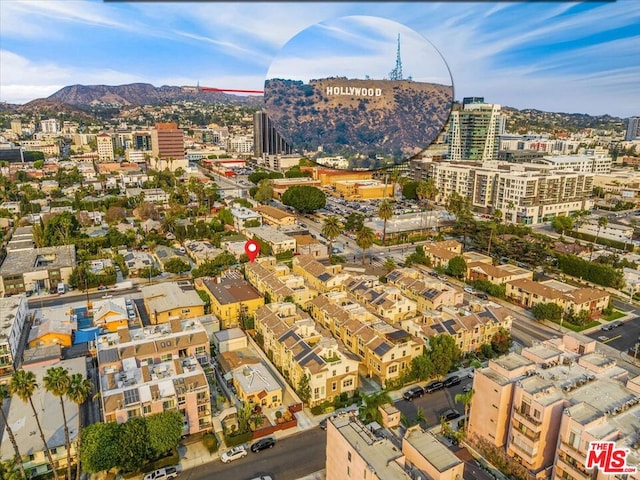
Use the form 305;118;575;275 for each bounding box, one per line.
389;34;403;81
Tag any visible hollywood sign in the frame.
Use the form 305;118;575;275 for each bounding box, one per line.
325;86;382;97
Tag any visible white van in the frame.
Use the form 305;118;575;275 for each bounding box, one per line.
57;283;66;294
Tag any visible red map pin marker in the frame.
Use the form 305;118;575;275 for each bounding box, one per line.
244;240;260;262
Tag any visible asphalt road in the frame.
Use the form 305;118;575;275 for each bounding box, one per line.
589;299;640;354
395;379;472;427
180;428;327;480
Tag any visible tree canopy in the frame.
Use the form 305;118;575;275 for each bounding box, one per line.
429;334;461;378
281;186;326;213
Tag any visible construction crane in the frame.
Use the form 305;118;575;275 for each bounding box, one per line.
181;84;263;95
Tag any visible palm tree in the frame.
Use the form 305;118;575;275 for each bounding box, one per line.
454;389;474;437
44;367;72;480
355;225;376;265
321;216;342;258
416;179;438;231
590;216;609;261
377;200;394;245
67;373;93;480
0;385;26;479
9;370;59;480
359;391;393;424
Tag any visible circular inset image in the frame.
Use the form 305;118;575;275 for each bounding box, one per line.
264;16;454;171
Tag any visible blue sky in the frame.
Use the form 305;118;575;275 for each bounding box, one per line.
1;0;638;117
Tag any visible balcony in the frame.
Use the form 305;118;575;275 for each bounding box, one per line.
513;407;542;429
556;452;589;478
559;441;586;465
512;422;541;441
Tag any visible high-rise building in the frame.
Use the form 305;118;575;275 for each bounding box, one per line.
10;120;22;136
253;111;293;157
96;133;115;162
626;116;640;141
133;132;152;151
448;101;506;161
40;118;59;134
150;123;186;172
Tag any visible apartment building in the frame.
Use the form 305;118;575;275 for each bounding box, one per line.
400;304;513;354
0;357;86;479
326;416;464;480
387;267;463;310
346;277;418;323
536;154;612;174
468;334;639;480
506;279;610;317
96;319;211;434
421;240;464;270
467;262;533;285
253;205;296;226
0;244;76;296
96;133;115;162
150;122;187;172
254;303;359;406
245;257;317;307
310;293;424;387
448;101;505;161
0;295;29;379
428;161;595;225
230;206;263;232
141;282;205;325
292;255;351;293
195;276;264;329
246;226;297;255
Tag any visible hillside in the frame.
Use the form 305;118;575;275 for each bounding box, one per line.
264;78;453;169
503;107;626;134
48;83;263;107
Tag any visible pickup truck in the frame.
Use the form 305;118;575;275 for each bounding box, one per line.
143;466;179;480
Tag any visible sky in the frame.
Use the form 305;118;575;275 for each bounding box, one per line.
1;0;639;117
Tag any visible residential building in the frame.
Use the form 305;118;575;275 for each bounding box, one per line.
386;267;463;310
400;305;514;354
468;334;639;480
230;206;262;232
212;327;247;353
0;245;76;296
310;292;424;387
150;123;187;172
626;116;640;141
576;220;634;243
96;319;211;433
141;282;205;325
467;262;533;285
293;234;329;259
195;276;264;329
231;362;283;408
506;278;610;317
536;154;612;174
245;257;317;307
253;205;296;226
0;295;29;379
255;303;359;406
27;306;74;348
271;177;322;199
96;133;115;162
91;298;130;332
125;187;169;204
184;240;223;266
0;357;86;479
40;118;59;134
226;135;253;154
346;277;417;323
326;416;464;480
246;226;296;255
421;240;463;270
292;255;351;293
448;101;506;161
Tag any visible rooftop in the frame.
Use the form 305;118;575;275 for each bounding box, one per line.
403;427;463;472
0;244;76;276
141;282;204;313
202;277;262;305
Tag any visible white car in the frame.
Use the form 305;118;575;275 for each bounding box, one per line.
143;466;178;480
221;445;248;463
463;286;475;294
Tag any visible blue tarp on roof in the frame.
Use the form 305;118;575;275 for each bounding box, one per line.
74;327;100;344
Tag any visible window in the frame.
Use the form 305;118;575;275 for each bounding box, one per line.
388;365;398;374
348;451;352;462
272;395;278;403
195;346;206;355
143;405;152;414
533;409;541;419
332;382;337;391
345;366;350;373
161;353;172;362
343;378;353;388
163;399;176;410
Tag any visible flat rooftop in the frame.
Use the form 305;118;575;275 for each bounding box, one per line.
404;428;463;472
0;244;76;276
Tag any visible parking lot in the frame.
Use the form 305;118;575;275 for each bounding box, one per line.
587;314;640;355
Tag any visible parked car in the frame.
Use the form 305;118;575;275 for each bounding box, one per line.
221;445;248;463
463;286;476;294
248;476;274;480
475;292;489;300
440;409;462;421
424;381;444;393
143;466;179;480
601;321;623;331
403;385;425;401
463;383;473;393
443;375;461;388
251;437;276;453
467;369;475;378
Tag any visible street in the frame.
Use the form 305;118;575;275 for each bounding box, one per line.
394;379;471;427
180;428;327;480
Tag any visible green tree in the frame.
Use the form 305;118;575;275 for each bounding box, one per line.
454;389;474;436
0;458;23;480
402;181;419;200
9;370;59;480
490;328;513;356
118;417;152;472
410;354;434;381
359;391;392;424
297;374;312;405
67;373;93;480
146;411;184;459
446;256;467;279
321;216;342;257
80;422;121;473
429;334;461;378
218;208;234;226
43;367;72;480
551;215;574;235
531;302;563;321
344;212;364;232
282;186;326;213
377;200;394;245
254;179;274;204
383;257;397;273
590;216;609;261
163;258;191;274
355;225;376;265
0;385;26;479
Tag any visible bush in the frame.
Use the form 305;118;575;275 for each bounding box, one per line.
224;431;253;447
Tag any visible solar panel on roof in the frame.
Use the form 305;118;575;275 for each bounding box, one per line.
123;388;139;405
373;342;392;356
